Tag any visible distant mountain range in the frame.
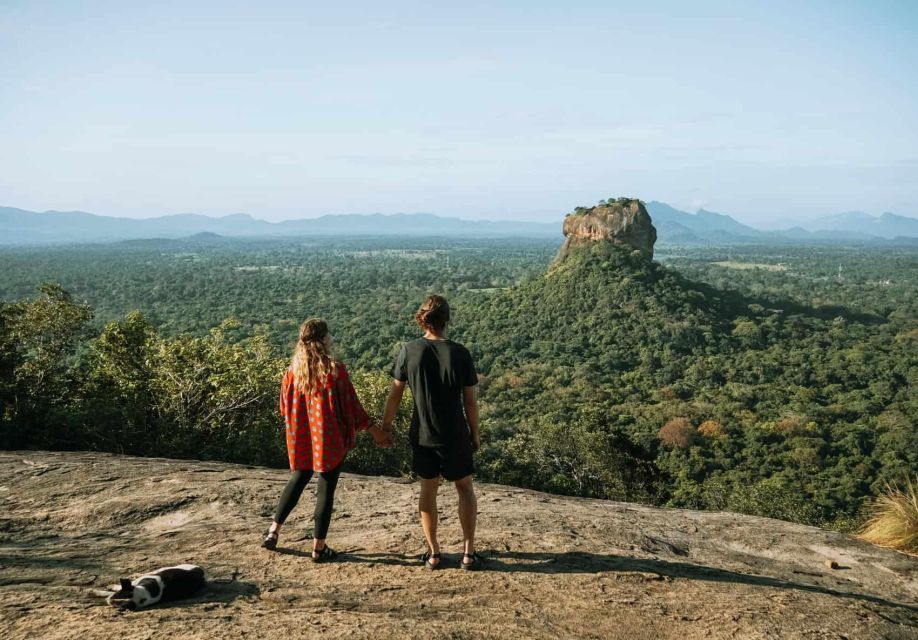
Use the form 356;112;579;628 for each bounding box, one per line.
794;210;918;238
644;202;918;244
1;204;916;246
0;207;558;245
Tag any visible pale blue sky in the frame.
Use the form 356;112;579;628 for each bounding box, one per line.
1;1;916;225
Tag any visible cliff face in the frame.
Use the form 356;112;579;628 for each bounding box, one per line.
557;198;657;261
1;452;917;640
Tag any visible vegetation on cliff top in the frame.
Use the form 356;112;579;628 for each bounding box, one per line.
569;196;643;216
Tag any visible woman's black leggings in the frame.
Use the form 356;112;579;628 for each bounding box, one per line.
273;465;342;540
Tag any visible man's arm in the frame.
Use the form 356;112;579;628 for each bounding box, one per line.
382;379;406;432
463;385;480;451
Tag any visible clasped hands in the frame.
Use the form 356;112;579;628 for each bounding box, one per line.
369;422;394;448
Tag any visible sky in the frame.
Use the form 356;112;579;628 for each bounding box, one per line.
1;1;917;226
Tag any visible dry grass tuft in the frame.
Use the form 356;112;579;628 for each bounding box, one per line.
859;477;918;555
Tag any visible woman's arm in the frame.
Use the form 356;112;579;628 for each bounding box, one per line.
279;369;291;418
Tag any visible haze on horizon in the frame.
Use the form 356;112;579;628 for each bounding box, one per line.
1;1;917;228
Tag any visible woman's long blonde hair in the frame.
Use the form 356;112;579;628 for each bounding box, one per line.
290;318;335;393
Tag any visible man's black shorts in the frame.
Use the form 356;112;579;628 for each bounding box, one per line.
412;444;474;481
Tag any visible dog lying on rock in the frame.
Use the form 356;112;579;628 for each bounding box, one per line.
106;564;206;610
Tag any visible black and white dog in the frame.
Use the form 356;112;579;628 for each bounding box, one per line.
106;564;206;610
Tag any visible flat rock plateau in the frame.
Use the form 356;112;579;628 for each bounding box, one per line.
0;451;916;639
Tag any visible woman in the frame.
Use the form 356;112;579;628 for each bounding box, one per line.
262;318;392;561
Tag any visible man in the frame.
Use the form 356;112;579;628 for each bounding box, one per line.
382;294;482;570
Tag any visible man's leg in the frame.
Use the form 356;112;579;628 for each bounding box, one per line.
419;477;441;565
455;474;477;563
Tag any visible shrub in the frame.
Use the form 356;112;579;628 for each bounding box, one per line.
658;417;696;449
726;476;823;525
859;477;918;555
341;369;413;477
479;409;666;504
145;319;285;465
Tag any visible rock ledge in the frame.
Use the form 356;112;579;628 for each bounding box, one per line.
1;451;916;639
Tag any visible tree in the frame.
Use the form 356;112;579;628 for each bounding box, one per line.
79;311;158;452
0;284;92;448
146;319;285;464
659;417;696;449
698;419;726;440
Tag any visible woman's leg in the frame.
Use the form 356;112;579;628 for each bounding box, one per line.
312;464;342;552
270;469;314;535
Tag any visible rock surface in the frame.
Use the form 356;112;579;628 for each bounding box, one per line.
557;198;658;260
1;451;916;639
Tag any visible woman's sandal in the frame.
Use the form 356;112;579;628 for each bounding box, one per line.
461;552;483;571
261;530;279;551
312;545;338;563
421;551;441;570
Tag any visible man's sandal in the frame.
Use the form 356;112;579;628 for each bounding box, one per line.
421;551;441;570
261;530;278;551
312;546;338;563
461;552;483;571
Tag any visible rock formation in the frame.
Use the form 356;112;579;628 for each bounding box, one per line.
1;451;916;639
556;197;657;261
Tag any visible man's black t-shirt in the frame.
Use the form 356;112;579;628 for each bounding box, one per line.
390;337;478;449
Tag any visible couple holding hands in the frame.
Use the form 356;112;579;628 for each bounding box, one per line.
261;295;482;571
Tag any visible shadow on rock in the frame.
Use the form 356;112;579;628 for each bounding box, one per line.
484;551;918;614
274;548;420;568
0;551;118;588
339;551;422;568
